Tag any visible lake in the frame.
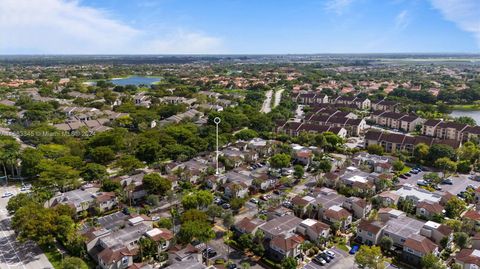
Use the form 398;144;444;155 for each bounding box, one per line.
450;110;480;125
110;76;161;86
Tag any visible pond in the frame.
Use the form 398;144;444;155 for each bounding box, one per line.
109;76;161;86
450;110;480;125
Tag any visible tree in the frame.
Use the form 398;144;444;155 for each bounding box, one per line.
206;204;222;222
101;179;121;192
367;144;384;155
37;160;80;192
62;257;88;269
434;157;457;175
89;146;115;164
454;232;470;249
6;193;36;214
177;221;215;244
392;160;405;172
427;144;455;163
445;196;467;219
222;211;234;229
115;155;144;174
270;153;291;169
80;163;107;181
235;129;258;141
316;159;332;173
20;148;44;177
143;173;172;195
293;165;304;179
281;257;298;269
454;116;476;126
355;245;388;269
379;236;393;253
421;253;446;269
457;160;472;173
181;190;214;210
181;209;208;223
413;143;429;162
231;197;246;211
238;233;253;250
139;237;158;261
457;141;479;161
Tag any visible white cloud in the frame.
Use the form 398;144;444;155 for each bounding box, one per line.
395;10;410;30
429;0;480;48
324;0;355;14
0;0;223;54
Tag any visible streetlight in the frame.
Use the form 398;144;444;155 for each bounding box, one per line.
214;117;221;175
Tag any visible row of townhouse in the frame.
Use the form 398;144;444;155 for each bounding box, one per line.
370;99;401;112
276;121;348;138
422;119;480;142
290;187;371;229
378;185;446;220
303;109;367;136
364;130;461;153
233;214;330;261
370;111;425;132
455;204;480;269
356;210;452;266
291;91;371;110
48;187;118;215
82;212;174;269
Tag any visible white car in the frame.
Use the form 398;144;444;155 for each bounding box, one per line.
2;192;13;198
325;250;336;258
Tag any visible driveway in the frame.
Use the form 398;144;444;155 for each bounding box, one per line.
0;185;53;269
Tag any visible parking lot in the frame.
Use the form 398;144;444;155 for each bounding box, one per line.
396;170;480;196
303;248;355;269
0;185;53;269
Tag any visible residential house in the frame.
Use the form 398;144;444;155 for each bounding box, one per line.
455;249;480;269
224;181;249;198
402;234;438;266
371;99;400;112
168;244;202;264
296;219;330;242
356;219;386;245
416;201;444;220
233;217;266;236
322;205;352;230
343;197;371;219
259;215;303;240
269;234;304;261
145;228;174;252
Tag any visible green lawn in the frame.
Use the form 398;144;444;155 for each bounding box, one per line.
42;247;63;269
336;243;349;252
449;104;480;111
399;166;411;174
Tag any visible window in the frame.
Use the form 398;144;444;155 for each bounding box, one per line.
367;232;372;236
384;233;389;237
401;239;405;243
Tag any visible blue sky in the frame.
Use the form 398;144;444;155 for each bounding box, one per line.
1;0;479;54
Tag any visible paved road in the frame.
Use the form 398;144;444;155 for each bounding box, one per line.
260;90;273;113
0;186;53;269
273;89;284;108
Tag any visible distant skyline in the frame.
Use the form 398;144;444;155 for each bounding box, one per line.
1;0;479;54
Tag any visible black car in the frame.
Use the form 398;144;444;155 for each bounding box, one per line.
399;175;408;179
312;255;326;265
226;263;237;269
222;203;231;209
319;253;331;262
202;248;217;258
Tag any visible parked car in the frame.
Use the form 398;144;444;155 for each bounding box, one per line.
250;198;259;204
312;255;327;265
417;180;428;187
319;253;331;262
404;173;412;177
261;194;271;201
1;192;13;198
434;185;442;191
349;245;360;255
325;250;336;258
202;248;217;258
222;203;231;209
442;178;453;185
226;263;237;269
399;175;408;179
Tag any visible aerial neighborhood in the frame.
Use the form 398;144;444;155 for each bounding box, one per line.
0;55;480;269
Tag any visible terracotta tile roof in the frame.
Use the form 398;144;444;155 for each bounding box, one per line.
96;192;116;203
456;249;480;266
235;217;265;234
464;210;480;221
324;206;351;220
98;247;133;265
417;201;444;214
270;234;304;252
404;234;437;254
358;219;385;235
